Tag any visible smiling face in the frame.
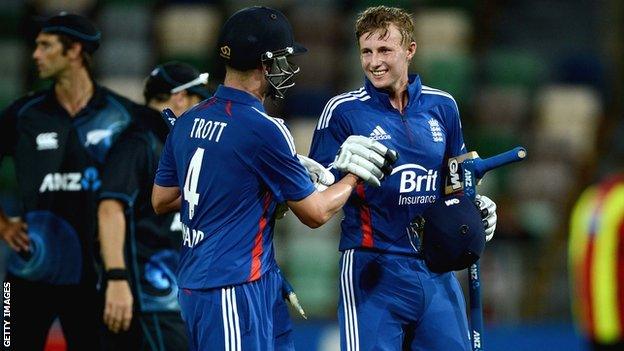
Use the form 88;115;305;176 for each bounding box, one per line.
359;23;416;95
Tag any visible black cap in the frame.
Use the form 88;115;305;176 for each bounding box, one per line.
417;195;486;273
144;61;211;102
39;13;101;54
217;6;307;71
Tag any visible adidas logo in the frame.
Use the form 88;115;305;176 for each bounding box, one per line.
369;125;391;140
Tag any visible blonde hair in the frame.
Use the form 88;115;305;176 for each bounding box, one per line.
355;6;415;46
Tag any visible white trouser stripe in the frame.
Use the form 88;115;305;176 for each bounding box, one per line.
341;249;359;351
222;288;230;351
340;250;351;350
231;288;241;351
348;250;359;351
221;288;241;351
227;288;236;351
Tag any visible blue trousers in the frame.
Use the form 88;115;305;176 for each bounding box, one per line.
339;249;471;351
179;267;294;351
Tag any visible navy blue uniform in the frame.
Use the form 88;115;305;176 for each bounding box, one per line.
155;85;315;350
310;75;471;351
99;108;188;350
0;85;135;350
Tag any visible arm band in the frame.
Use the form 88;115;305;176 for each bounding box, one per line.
105;268;129;281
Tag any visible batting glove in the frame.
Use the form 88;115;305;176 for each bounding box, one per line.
475;194;497;242
279;270;307;319
297;154;335;191
333;135;398;187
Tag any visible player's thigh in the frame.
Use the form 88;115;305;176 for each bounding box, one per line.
273;293;295;351
338;250;407;351
409;273;471;351
178;288;226;351
241;267;291;351
179;273;284;351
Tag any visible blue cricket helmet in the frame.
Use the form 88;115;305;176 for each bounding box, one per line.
217;6;306;71
412;195;486;273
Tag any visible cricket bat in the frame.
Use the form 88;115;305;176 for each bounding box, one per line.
444;146;527;351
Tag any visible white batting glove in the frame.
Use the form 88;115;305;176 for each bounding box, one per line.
297;155;335;191
475;194;497;242
333;136;398;187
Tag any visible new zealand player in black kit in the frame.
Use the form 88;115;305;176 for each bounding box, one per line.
0;13;143;350
97;62;210;350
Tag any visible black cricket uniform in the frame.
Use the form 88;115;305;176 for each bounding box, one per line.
0;85;138;350
99;108;188;351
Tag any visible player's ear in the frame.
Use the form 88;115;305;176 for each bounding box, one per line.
66;41;83;60
406;41;417;60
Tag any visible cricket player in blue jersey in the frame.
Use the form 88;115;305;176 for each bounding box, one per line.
151;6;398;351
309;6;498;351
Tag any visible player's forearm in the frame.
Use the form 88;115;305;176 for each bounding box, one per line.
152;184;181;214
288;174;358;228
317;173;359;217
98;200;127;269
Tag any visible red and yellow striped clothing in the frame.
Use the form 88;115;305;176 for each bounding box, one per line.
569;174;624;343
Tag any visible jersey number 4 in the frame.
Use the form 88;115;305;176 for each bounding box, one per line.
184;148;204;220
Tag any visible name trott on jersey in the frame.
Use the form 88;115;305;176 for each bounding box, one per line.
189;118;227;142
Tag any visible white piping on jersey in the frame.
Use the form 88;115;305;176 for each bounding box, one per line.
221;287;241;351
252;107;297;156
421;85;459;111
317;88;370;130
341;249;360;351
421;85;462;128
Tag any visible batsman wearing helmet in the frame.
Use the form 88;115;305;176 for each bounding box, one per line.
309;6;497;351
151;6;397;351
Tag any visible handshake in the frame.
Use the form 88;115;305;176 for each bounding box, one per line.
300;135;399;188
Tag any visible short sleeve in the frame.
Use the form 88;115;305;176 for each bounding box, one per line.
154;130;179;187
252;119;315;203
99;131;147;206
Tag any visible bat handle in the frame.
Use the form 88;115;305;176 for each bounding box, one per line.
473;146;527;179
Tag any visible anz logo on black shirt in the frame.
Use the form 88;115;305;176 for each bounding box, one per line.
38;167;101;193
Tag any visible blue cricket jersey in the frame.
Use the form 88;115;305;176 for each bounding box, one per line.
155;85;315;289
310;75;467;255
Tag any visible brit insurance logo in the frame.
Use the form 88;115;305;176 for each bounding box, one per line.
39;167;101;193
369;125;391;140
391;163;438;205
